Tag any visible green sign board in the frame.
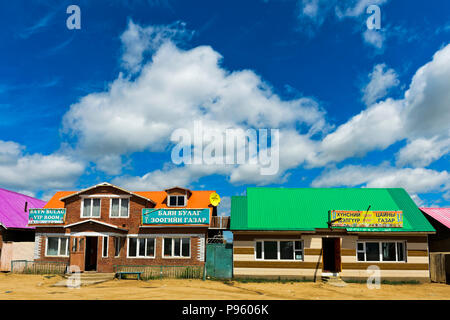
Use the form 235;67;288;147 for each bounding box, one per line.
28;209;66;225
142;208;210;225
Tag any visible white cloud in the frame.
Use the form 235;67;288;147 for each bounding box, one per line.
0;140;23;165
0;140;85;194
396;137;450;167
61;20;449;200
311;99;403;166
362;63;399;106
297;0;388;48
403;43;450;138
120;20;193;73
362;29;385;49
335;0;388;18
311;43;450;166
312;164;449;195
63;23;328;184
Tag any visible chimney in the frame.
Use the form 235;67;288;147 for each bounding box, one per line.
24;201;28;212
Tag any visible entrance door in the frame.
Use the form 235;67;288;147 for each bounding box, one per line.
322;238;341;273
69;236;85;272
85;237;98;271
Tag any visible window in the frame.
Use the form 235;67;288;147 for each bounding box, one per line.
114;237;123;257
72;238;78;252
127;237;155;258
102;236;108;258
357;241;406;262
46;237;69;257
110;198;129;217
163;238;190;257
168;195;186;207
255;240;303;261
82;198;101;217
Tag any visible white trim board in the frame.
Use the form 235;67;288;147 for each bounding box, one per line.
64;219;128;231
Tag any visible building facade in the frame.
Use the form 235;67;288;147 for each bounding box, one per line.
231;188;435;282
0;188;44;271
30;182;227;273
420;207;450;252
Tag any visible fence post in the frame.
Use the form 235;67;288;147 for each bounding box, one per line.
202;263;206;281
160;266;163;280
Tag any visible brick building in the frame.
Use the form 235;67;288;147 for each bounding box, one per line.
29;182;227;273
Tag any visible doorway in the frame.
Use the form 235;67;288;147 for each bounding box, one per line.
322;238;341;273
85;237;98;271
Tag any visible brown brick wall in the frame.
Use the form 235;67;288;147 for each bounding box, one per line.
63;186;152;234
34;187;209;272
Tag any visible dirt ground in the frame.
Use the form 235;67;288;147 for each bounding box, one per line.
0;273;449;300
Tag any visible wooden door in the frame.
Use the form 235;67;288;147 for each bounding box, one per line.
69;236;85;272
334;238;342;272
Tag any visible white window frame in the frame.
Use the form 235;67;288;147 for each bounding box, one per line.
167;195;187;207
254;239;304;261
109;197;130;218
126;236;156;259
102;236;109;258
162;237;191;258
80;198;101;218
45;236;69;257
356;240;407;263
114;237;123;257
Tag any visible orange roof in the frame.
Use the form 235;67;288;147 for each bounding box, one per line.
44;190;214;209
44;191;76;208
135;190;214;209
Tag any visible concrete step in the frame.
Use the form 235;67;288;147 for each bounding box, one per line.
64;272;116;280
321;276;347;287
53;273;116;287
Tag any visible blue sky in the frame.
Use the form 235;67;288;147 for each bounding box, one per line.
0;0;449;212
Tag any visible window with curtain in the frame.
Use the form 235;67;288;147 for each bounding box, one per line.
46;237;69;257
110;198;129;217
82;198;101;217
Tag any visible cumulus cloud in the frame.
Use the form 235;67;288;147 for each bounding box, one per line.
396;137;450;167
311;43;450;166
311;99;403;166
0;140;85;194
63;22;328;183
297;0;388;48
0;140;23;165
312;164;449;195
362;63;399;106
61;20;449;201
120;19;193;73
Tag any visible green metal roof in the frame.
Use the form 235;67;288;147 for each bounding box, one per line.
230;188;435;233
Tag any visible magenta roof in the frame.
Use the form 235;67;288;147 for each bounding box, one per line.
420;207;450;229
0;188;46;229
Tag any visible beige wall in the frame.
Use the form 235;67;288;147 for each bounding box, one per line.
0;242;35;271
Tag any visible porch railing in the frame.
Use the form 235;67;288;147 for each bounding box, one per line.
209;216;230;229
113;265;204;280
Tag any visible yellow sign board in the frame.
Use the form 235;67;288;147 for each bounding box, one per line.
209;192;221;207
330;210;403;228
